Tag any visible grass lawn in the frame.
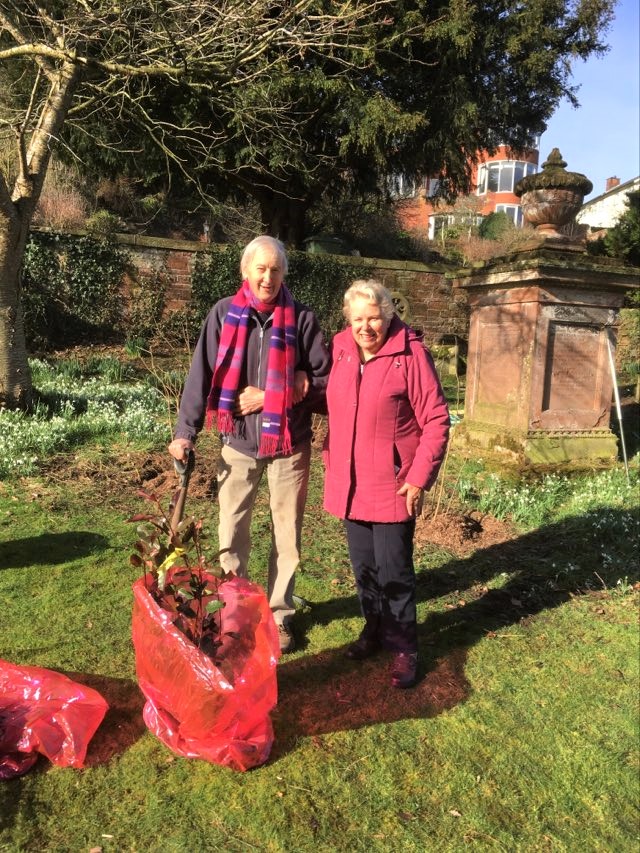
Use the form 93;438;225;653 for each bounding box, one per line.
1;440;638;852
0;358;638;851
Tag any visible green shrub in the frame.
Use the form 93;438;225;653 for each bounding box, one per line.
286;251;369;337
618;289;640;382
124;268;169;351
21;232;128;348
604;190;640;267
479;211;513;241
85;209;124;237
189;245;242;322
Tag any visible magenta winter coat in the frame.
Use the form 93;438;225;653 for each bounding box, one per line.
323;317;450;523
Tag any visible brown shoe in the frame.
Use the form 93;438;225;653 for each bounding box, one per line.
391;652;418;688
277;623;295;654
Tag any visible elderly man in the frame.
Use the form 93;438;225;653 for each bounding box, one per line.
169;235;330;652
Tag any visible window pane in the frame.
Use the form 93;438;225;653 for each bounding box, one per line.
514;163;525;185
496;205;516;223
433;216;447;237
487;164;499;192
477;166;487;195
499;165;514;192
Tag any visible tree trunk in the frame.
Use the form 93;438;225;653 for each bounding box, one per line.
0;59;81;409
0;212;32;408
259;192;308;249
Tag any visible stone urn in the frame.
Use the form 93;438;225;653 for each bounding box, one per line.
515;148;593;238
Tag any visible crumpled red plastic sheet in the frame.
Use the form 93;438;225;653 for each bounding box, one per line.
132;572;280;772
0;660;109;780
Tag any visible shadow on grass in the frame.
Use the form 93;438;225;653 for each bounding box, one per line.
273;506;638;756
63;672;147;767
0;532;108;570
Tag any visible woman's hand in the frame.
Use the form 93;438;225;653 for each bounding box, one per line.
293;370;310;404
168;438;194;462
234;385;265;415
397;482;425;518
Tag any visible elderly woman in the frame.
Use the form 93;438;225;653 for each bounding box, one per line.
323;280;450;688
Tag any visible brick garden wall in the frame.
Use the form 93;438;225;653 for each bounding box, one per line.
116;233;470;348
116;233;198;313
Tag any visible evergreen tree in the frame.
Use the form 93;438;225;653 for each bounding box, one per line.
605;191;640;267
54;1;617;246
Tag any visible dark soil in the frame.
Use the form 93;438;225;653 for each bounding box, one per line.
138;452;219;501
416;510;517;557
38;445;220;507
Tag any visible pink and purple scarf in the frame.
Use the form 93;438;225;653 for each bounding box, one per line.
205;281;296;457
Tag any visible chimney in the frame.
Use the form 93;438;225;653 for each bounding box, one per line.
606;176;620;192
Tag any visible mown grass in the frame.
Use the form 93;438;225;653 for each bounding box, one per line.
1;461;638;851
0;358;639;852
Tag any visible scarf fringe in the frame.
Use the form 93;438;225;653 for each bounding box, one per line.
206;408;235;435
259;431;292;459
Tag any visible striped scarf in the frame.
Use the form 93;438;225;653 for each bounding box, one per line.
205;281;296;457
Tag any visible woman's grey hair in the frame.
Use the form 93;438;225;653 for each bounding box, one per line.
343;279;395;323
241;235;288;277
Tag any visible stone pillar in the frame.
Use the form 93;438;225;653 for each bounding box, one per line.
455;247;639;465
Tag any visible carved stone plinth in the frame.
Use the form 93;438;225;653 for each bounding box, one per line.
454;246;639;467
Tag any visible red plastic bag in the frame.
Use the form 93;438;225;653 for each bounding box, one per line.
132;572;280;772
0;659;109;780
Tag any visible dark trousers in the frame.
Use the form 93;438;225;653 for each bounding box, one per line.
344;518;417;654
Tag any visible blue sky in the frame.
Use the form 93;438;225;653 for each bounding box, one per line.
540;0;639;201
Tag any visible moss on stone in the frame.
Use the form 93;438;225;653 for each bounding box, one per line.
515;148;593;197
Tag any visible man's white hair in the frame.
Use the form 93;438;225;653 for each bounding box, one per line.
241;235;288;277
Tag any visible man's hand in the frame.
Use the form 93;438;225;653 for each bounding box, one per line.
234;385;265;415
397;482;425;518
293;370;310;405
234;372;308;415
168;438;194;462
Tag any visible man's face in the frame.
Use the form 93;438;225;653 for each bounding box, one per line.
243;246;284;303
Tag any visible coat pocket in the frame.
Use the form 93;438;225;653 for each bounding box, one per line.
393;444;402;477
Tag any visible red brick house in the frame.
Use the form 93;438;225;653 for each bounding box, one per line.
395;143;540;238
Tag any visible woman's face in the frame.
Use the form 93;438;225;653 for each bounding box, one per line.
349;296;390;357
243;246;284;303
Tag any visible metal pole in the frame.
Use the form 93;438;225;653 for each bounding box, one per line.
605;329;629;482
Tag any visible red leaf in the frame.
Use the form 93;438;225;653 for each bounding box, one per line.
127;513;154;523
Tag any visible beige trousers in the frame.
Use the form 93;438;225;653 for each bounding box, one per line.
216;441;311;626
